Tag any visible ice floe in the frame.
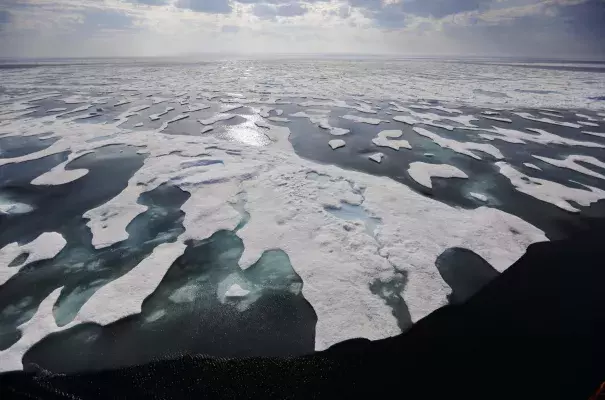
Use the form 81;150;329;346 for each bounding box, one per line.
514;112;582;128
413;127;503;160
576;113;598;122
407;162;469;189
532;154;605;180
0;242;185;372
268;117;290;123
369;153;384;163
341;115;387;125
31;151;92;185
225;283;251;298
582;131;605;139
496;162;605;212
577;121;600;127
523;162;542;171
149;106;174;121
469;192;487;202
481;115;512;123
371;130;411;150
329;139;346;149
476;126;605;148
0;232;66;286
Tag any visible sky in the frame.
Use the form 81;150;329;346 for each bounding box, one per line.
0;0;603;58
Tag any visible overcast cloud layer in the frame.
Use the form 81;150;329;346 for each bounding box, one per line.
0;0;603;58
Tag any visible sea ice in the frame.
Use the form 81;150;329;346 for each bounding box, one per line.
290;111;349;135
523;162;542;171
149;107;174;121
46;108;68;113
371;130;411;150
514;112;582;129
532;154;605;180
198;114;235;125
481;115;512;123
225;283;251;298
469;192;488;201
582;131;605;139
413;127;503;160
577;121;599;127
184;103;210;113
329;139;346;149
0;242;185;372
134;123;144;128
496;162;605;212
268;117;290;123
0;199;33;215
31;151;91;185
201;126;214;133
407;162;469;189
113;99;132;107
340;115;387;125
369;153;384;163
476;126;605;148
0;232;67;286
576;113;598;122
57;104;92;117
539;111;563;119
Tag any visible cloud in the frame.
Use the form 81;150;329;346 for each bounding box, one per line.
401;0;491;19
221;24;240;32
338;5;351;18
174;0;233;14
0;10;11;25
81;10;134;31
253;2;308;19
0;0;602;57
128;0;170;5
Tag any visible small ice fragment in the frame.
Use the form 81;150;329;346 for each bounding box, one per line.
225;284;250;298
539;111;564;119
424;153;434;157
481;111;500;116
46;108;67;113
514;112;582;128
184;103;210;113
576;113;598;122
221;104;243;113
166;114;189;124
149;107;174;121
481;115;512;123
275;109;283;116
201;126;214;133
268;117;290;123
578;121;599;127
329;139;346;150
369;153;384;163
113;99;132;107
134;123;143;128
470;192;487;202
341;115;386;125
523;162;542;171
0;200;33;215
582;131;605;139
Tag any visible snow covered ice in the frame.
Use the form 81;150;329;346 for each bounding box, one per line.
0;57;604;373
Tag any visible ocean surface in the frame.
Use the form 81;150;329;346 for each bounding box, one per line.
0;57;604;373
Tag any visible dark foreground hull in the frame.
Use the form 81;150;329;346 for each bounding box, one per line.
2;225;605;399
